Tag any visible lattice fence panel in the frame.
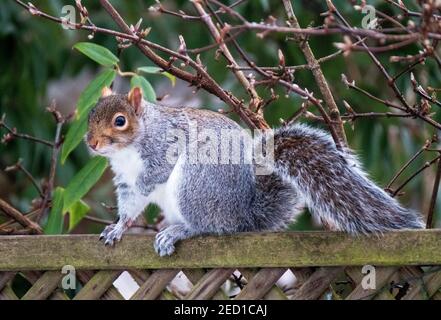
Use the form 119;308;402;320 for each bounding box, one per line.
1;232;441;300
2;266;441;300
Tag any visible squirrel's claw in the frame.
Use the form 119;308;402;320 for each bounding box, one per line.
154;229;177;257
100;224;116;240
100;223;124;246
153;224;192;256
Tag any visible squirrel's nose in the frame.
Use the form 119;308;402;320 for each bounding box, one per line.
89;139;99;150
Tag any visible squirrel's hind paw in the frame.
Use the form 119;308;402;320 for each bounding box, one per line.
154;224;193;257
154;229;177;256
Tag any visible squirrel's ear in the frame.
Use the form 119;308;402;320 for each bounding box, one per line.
128;87;143;115
101;86;113;97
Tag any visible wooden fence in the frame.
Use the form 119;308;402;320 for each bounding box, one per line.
1;230;441;300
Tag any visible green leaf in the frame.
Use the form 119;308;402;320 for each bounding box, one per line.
44;187;65;235
137;66;162;73
68;200;90;232
73;42;119;67
77;69;116;117
131;75;156;103
61;69;116;164
138;66;176;87
61;114;87;164
162;72;176;87
63;156;108;211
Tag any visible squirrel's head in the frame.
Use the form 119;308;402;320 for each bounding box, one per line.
86;86;144;156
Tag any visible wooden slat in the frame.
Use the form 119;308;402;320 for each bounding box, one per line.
21;271;40;283
346;265;424;300
182;268;206;285
76;270;124;300
291;267;314;286
185;268;233;300
402;268;441;300
161;290;178;300
74;270;122;300
432;291;441;300
236;268;286;299
21;271;64;300
129;270;177;300
0;284;19;300
129;269;151;286
291;267;343;300
346;267;397;300
183;269;229;299
238;268;257;284
263;285;288;300
373;288;395;300
21;271;68;300
48;289;70;300
0;272;15;291
131;269;179;300
2;231;441;270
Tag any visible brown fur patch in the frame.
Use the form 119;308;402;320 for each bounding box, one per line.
87;94;140;151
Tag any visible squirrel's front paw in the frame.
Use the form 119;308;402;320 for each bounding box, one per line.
99;223;125;246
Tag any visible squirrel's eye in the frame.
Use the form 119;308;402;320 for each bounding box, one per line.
114;116;126;127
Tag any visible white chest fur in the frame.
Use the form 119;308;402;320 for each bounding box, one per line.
110;147;185;225
146;156;185;225
109;146;144;187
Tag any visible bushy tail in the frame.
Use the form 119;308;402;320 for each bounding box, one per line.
251;172;304;231
271;123;424;234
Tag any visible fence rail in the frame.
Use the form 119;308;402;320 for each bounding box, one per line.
0;230;441;300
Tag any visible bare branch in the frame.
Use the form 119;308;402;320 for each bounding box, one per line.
282;0;347;145
0;198;42;234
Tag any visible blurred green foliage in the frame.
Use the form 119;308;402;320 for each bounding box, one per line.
0;0;439;231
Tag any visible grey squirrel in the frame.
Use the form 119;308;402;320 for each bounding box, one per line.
86;86;424;256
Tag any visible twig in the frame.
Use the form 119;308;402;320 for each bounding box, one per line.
187;30;245;54
344;112;413;120
230;38;367;72
0;114;54;147
192;0;262;110
392;155;441;197
410;73;441;109
386;0;441;19
0;227;34;235
0;208;39;230
282;0;347;145
153;0;246;21
83;215;113;225
4;159;43;197
200;1;343;147
284;102;309;126
83;215;158;231
330;1;441;131
386;136;437;191
35;104;64;223
392;58;426;82
427;156;441;228
0;198;42;234
341;74;406;112
98;0;265;129
14;0;261;129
